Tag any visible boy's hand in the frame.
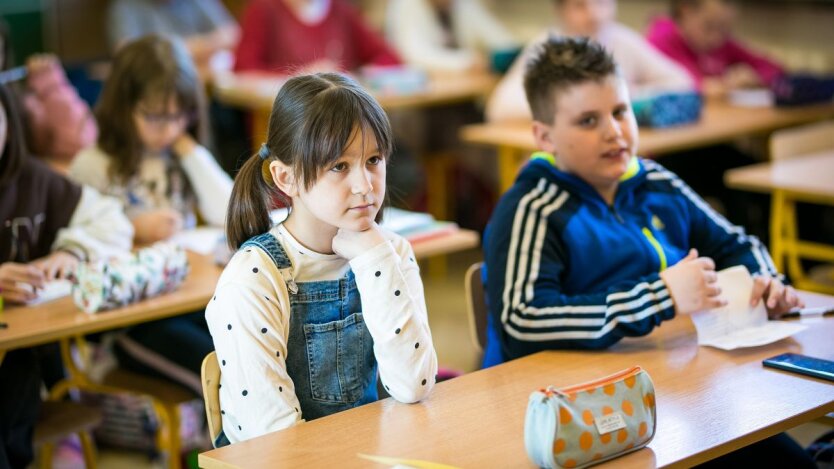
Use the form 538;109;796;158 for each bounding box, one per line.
332;224;386;261
132;209;183;244
750;276;804;318
660;249;727;315
32;251;79;281
0;262;45;304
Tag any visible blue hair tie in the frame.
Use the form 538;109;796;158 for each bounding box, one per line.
258;143;270;160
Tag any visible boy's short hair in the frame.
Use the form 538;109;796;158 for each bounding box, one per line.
523;36;618;124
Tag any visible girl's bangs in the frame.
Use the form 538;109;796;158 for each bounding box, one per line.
296;86;392;188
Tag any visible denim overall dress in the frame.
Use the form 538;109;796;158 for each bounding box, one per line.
215;232;379;446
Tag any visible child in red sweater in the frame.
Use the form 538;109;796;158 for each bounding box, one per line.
234;0;401;74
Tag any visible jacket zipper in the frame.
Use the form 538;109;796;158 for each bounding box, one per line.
641;227;668;272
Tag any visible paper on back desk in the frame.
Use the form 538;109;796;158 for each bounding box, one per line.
171;227;224;255
689;266;806;350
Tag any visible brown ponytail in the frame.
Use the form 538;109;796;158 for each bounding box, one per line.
226;154;275;249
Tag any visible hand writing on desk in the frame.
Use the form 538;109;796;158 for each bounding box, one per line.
750;276;804;318
31;251;79;281
660;249;727;315
0;262;45;304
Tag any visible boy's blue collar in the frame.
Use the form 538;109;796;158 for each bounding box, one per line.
528;151;643;208
529;151;642;182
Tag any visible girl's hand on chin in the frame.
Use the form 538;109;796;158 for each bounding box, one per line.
332;223;386;261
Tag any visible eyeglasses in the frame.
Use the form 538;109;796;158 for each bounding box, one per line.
136;108;190;128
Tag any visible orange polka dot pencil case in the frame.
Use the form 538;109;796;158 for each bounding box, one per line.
524;366;656;469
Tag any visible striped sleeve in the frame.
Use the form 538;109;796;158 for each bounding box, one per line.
643;163;781;280
484;178;676;357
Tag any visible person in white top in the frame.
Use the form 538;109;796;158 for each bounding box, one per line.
207;72;438;445
486;0;694;122
386;0;517;73
69;35;233;395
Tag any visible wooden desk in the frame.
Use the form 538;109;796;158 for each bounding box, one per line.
0;252;222;356
410;228;480;259
726;151;834;294
212;71;497;114
461;101;834;192
199;291;834;469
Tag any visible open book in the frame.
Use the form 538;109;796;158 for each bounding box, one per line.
689;266;806;350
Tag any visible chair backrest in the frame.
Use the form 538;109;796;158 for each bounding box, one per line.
201;351;222;446
770;120;834;160
464;262;488;354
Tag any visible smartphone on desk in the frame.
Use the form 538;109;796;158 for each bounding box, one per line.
763;353;834;382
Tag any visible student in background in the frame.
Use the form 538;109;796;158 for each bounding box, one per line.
107;0;240;80
69;35;232;394
0;82;132;469
385;0;517;73
0;20;97;172
234;0;400;74
486;0;693;123
647;0;784;97
483;37;811;467
207;73;437;445
484;35;798;362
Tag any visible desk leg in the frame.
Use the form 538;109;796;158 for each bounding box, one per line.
424;152;450;278
252;110;270;148
0;349;5;366
770;190;785;272
783;198;808;286
498;146;523;193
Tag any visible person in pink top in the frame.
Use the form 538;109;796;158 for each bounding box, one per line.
234;0;401;74
646;0;784;97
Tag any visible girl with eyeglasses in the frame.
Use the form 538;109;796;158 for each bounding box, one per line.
68;34;232;397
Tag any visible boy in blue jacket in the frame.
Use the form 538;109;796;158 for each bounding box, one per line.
483;36;802;366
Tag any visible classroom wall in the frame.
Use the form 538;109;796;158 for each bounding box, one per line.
364;0;834;73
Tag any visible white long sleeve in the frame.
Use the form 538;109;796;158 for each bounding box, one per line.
206;226;437;443
52;185;134;261
206;249;303;443
485;24;694;122
387;0;515;72
349;235;438;404
485;31;544;123
178;145;233;227
600;23;693;98
68;146;112;194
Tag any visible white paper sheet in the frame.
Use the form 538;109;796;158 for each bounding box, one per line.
25;279;73;305
171;227;225;255
689;266;806;350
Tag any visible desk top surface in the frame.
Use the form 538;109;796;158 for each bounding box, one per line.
0;252;222;352
199;291;834;469
212;71;497;111
461;101;834;156
725;150;834;199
